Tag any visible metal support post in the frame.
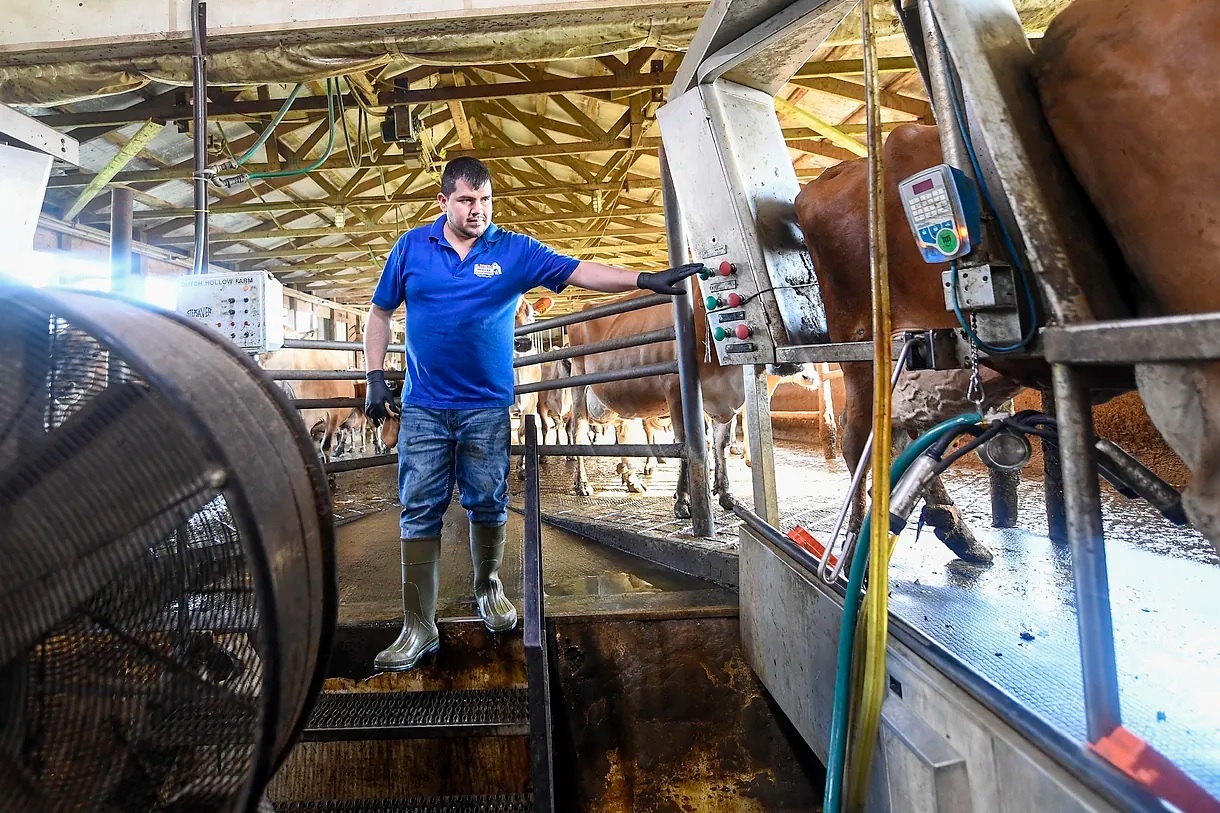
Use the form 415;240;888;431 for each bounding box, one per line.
109;187;134;297
744;364;779;525
190;0;209;275
1051;363;1122;742
1041;387;1068;542
918;0;971;177
660;145;714;538
523;416;555;813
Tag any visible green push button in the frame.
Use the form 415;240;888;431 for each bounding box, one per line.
936;227;960;255
705;295;720;311
713;326;727;342
699;267;713;280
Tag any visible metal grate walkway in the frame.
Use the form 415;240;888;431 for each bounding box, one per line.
276;795;534;813
302;688;529;741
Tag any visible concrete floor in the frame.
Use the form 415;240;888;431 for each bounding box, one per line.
335;495;734;626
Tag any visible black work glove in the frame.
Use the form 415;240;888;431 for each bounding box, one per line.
636;262;703;296
365;369;399;423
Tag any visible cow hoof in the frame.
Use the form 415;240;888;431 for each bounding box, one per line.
516;469;526;481
922;505;994;565
565;456;576;463
717;490;736;511
674;498;692;519
624;475;646;494
575;481;595;497
643;463;656;476
656;457;667;465
729;443;745;457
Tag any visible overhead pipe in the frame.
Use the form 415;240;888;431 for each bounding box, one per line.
190;0;209;274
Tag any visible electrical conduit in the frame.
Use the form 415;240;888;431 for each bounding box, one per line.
844;0;895;808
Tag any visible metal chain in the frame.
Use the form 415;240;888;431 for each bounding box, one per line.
967;312;985;410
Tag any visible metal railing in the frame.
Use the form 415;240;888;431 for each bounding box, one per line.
522;415;555;813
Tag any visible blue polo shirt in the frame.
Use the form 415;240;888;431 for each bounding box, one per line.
371;215;579;409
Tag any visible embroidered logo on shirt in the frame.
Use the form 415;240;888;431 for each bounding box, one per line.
473;262;502;278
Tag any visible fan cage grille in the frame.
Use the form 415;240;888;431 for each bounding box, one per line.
1;308;271;812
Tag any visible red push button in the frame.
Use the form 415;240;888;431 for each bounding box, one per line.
719;261;736;277
735;324;752;340
727;292;743;307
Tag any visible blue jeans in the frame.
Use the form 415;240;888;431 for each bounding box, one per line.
397;405;511;539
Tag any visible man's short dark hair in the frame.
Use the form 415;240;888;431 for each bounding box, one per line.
441;157;492;197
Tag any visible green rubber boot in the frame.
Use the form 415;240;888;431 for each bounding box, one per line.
470;522;518;633
374;536;441;671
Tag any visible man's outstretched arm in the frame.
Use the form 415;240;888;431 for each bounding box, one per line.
565;260;703;295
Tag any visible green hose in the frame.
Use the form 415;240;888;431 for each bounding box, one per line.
235;82;305;166
823;411;982;812
247;79;336;181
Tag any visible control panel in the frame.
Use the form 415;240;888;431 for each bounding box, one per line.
658;81;830;366
177;270;284;354
898;164;981;264
699;261;764;360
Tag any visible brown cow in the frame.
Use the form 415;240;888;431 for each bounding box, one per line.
1035;0;1220;554
567;291;744;518
537;359;574;452
260;347;360;463
795;123;1024;563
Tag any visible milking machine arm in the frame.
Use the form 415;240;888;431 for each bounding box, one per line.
886;412;1187;535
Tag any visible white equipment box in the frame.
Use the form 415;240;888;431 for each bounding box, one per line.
177;270;284;354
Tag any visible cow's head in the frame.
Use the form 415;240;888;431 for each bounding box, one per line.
514;296;555;354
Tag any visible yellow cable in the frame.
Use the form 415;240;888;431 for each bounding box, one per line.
846;1;893;809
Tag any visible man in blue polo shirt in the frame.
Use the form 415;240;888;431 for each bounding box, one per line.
363;156;698;671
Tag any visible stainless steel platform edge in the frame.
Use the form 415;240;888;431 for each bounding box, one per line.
529;509;739;589
741;525;1170;813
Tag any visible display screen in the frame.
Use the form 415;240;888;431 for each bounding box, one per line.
911;178;935;194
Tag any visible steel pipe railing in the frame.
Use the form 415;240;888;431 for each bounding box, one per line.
509;443;685;458
512;327;674;368
282;338;406;353
268;369;404;381
291;363;676;408
513;361;678;396
515;293;670;336
293;397;365;409
323;440;686;475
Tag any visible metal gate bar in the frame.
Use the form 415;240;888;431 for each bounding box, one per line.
514;293;671;336
513;361;678;396
512;327;675;368
282;338;405;353
522;416;555;813
268;369;404;381
508;443;684;458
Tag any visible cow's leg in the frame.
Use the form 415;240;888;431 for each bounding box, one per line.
838;364;873;542
667;393;692;519
729;412;746;458
920;476;995;564
712;419;736;510
571;389;595;497
741;410;752;468
643;419;658;476
614;419;646;493
821;365;839;459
